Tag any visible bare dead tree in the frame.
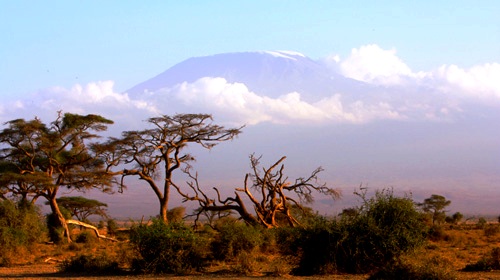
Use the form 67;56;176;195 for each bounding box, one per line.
175;154;340;228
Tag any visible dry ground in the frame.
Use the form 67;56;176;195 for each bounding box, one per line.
1;227;500;279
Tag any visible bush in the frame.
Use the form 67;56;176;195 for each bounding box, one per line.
0;200;46;266
106;218;118;236
289;189;428;275
74;230;97;244
167;206;186;223
60;254;121;275
463;247;500;271
477;217;487;229
484;224;500;238
427;224;448;241
129;220;207;274
211;221;263;261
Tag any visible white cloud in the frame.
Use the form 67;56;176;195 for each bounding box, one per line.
0;76;456;127
0;81;155;128
339;44;413;85
427;63;500;100
334;44;500;102
149;77;405;125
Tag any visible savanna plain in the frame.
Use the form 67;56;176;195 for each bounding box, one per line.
1;200;500;280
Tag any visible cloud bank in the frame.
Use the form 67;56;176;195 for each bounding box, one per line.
2;44;499;127
332;44;500;101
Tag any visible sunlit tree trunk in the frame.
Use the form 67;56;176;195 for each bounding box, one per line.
48;195;71;243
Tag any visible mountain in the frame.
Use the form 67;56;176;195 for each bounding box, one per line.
126;51;371;102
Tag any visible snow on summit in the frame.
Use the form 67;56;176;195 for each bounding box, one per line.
260;50;306;60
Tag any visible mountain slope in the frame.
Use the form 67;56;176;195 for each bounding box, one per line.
126;51;370;101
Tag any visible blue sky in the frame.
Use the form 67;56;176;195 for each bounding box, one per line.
1;1;499;98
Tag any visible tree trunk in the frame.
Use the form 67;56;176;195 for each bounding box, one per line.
159;200;168;223
48;196;72;243
160;180;170;223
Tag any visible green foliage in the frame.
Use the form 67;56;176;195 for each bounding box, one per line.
54;196;108;221
477;217;487;229
211;221;263;261
418;194;451;225
74;231;97;244
60;254;121;275
129;219;207;274
0;200;46;266
484;224;500;237
106;218;118;236
463;247;500;271
97;220;105;229
448;212;463;224
288;189;428;275
427;224;448;242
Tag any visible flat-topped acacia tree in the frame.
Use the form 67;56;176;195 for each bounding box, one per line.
54;196;108;222
0;112;114;242
101;113;242;224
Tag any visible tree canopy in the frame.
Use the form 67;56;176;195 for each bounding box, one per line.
418;194;451;224
53;196;108;222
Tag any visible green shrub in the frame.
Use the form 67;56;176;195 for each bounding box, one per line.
463;247;500;271
211;221;263;261
106;218;118;236
289;189;428;275
231;251;259;275
60;254;121;275
129;220;207;274
74;230;97;244
477;217;487;229
427;224;448;241
484;224;500;237
0;200;46;266
97;220;105;229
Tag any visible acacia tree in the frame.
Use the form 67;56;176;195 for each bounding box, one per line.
100;114;242;223
0;112;114;242
177;155;340;228
54;196;108;222
418;194;451;224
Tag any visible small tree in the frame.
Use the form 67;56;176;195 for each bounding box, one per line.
418;194;451;224
52;196;108;222
100;114;242;224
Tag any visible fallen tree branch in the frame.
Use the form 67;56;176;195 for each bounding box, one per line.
66;219;118;242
